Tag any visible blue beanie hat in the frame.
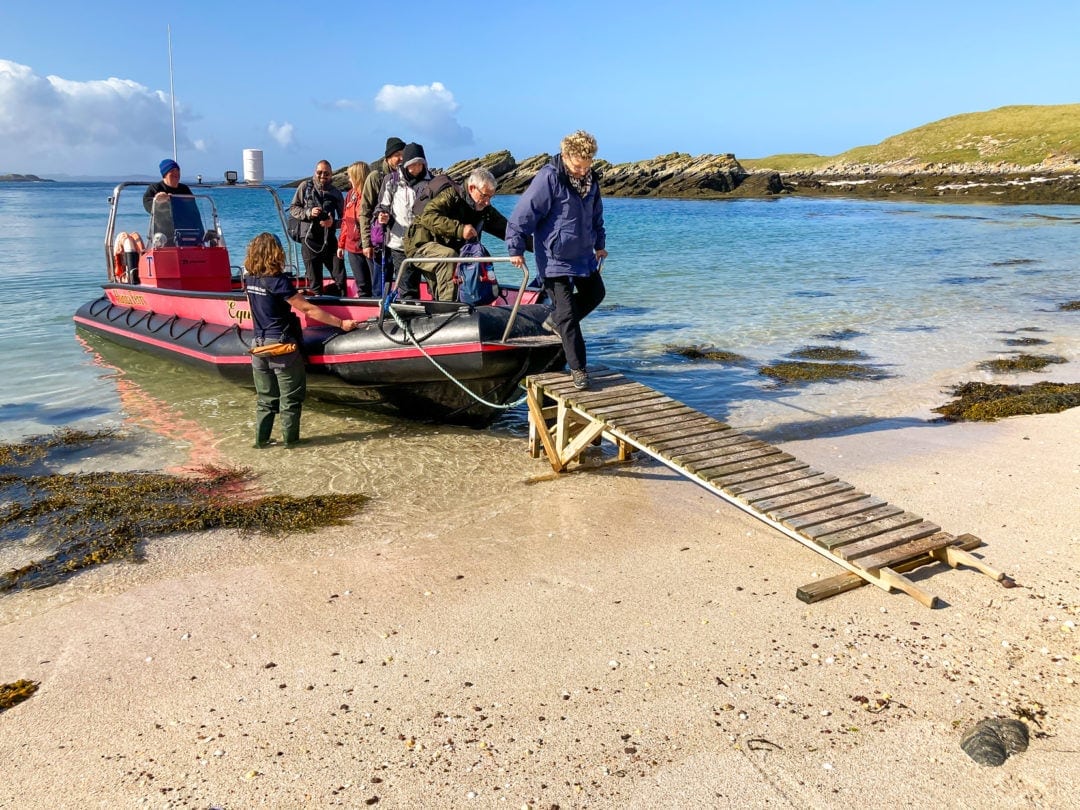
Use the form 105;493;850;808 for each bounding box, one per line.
159;158;180;177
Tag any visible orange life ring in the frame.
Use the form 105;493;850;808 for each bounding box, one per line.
113;232;145;281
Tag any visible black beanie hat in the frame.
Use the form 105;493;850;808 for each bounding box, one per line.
384;137;406;158
401;142;426;167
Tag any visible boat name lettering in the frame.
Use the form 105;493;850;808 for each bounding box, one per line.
228;300;252;323
113;292;147;307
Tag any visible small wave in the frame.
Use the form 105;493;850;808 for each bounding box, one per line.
940;275;995;285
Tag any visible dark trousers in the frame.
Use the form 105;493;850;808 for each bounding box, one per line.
301;239;336;294
343;251;374;297
391;248;419;300
251;350;306;445
369;247;391;297
545;272;606;372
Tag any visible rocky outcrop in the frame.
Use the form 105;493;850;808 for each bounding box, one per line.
302;147;1077;203
782;169;1080;203
442;151;783;199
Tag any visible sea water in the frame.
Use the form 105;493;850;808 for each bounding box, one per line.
0;182;1078;496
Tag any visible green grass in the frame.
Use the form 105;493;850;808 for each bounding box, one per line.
741;154;833;172
746;104;1080;170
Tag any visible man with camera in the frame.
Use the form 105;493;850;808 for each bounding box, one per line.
289;160;345;295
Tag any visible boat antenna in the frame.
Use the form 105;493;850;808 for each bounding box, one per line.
167;24;177;160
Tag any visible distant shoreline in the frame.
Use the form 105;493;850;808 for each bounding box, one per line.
0;174;54;183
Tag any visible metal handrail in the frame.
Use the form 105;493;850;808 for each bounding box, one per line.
104;182;296;282
394;256;533;342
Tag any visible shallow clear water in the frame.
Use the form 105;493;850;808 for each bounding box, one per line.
1;182;1078;477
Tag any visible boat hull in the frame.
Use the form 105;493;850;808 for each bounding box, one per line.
74;285;564;424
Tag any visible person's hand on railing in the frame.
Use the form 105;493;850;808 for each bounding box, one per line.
509;254;526;269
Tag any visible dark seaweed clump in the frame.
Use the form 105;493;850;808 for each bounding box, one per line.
0;680;39;712
1060;300;1080;311
813;328;865;341
759;361;888;385
1;432;367;593
0;428;117;468
666;344;750;363
933;381;1080;422
977;354;1068;374
1002;337;1049;347
788;345;870;362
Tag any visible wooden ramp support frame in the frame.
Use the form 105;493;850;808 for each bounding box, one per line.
525;368;1008;608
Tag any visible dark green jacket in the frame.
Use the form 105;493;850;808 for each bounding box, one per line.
359;157;391;251
406;185;509;256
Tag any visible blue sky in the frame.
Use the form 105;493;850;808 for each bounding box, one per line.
1;0;1077;179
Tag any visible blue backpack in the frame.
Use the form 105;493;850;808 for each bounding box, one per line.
456;240;499;306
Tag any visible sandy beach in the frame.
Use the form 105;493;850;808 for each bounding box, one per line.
1;407;1078;808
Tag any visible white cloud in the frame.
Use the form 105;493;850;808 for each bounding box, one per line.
0;59;194;173
374;82;474;147
268;120;295;148
315;98;362;111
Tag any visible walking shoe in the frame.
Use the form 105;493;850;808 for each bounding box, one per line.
541;315;560;336
571;368;589;390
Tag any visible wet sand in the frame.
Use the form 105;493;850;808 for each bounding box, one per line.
1;408;1078;808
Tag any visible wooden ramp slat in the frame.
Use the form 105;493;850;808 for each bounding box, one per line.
524;368;1005;607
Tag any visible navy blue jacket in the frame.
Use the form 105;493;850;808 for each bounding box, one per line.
505;157;605;279
245;274;299;343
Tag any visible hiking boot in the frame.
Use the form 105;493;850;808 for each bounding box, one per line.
541;315;560;336
571;368;589;390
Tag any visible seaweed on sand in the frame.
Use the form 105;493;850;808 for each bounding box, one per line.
0;428;118;468
933;381;1080;422
759;361;888;385
1059;300;1080;311
1;432;367;593
788;345;871;362
0;680;38;712
665;344;750;363
977;354;1068;374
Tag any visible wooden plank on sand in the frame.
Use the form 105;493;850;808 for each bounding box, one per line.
835;521;942;563
815;511;925;550
796;533;981;604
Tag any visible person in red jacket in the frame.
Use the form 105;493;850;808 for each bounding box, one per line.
336;161;375;296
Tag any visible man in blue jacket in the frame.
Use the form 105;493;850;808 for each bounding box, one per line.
506;131;608;390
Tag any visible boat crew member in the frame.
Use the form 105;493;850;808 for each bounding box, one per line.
243;232;358;448
143;159;193;213
506;131;608;391
289;160;345;295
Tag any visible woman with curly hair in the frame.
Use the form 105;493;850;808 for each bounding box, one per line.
243;232;358;447
505;130;608;391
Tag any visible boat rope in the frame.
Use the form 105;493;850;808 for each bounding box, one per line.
386;303;527;411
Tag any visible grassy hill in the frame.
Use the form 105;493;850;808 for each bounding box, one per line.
742;104;1080;172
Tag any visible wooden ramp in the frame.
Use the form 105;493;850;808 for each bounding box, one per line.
525;368;1008;608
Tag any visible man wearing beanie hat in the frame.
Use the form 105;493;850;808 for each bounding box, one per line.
359;136;406;262
142;158;193;213
384;137;406;159
373;142;431;300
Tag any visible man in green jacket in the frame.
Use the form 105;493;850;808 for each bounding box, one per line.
406;168;511;301
359;136;405;262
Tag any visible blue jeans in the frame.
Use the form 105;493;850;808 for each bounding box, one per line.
251;350;306;445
